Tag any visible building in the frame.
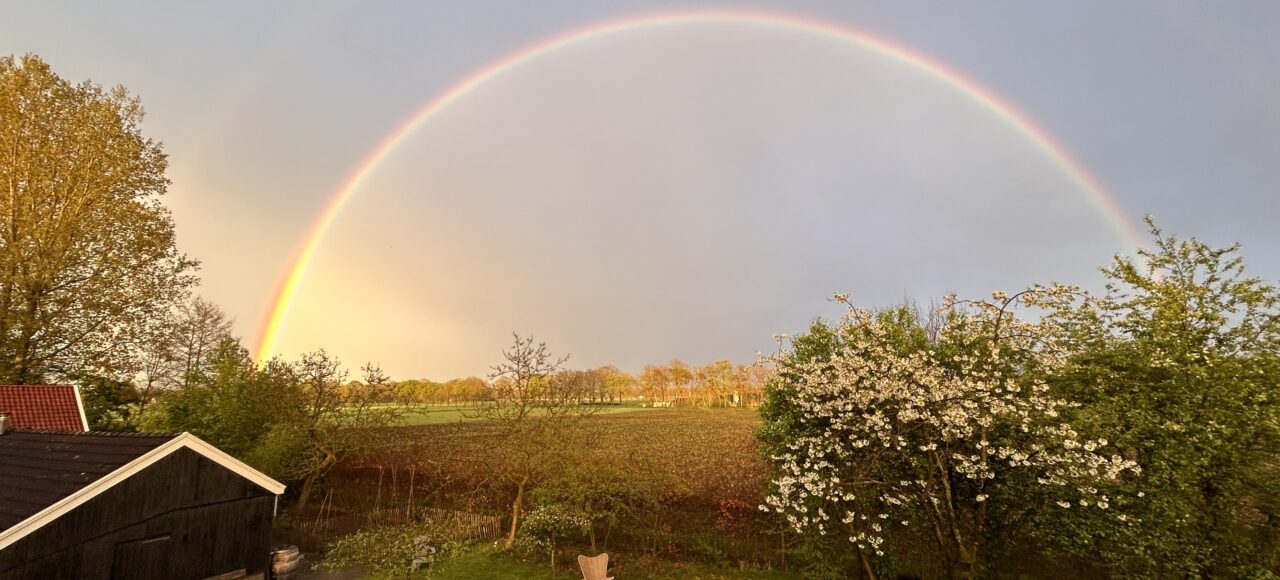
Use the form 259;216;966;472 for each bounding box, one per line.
0;384;88;431
0;387;285;580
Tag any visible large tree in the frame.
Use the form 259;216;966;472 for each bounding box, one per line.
1041;219;1280;577
0;54;196;383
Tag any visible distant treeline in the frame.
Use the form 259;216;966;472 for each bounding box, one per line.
392;360;771;407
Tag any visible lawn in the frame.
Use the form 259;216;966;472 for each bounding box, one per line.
430;547;804;580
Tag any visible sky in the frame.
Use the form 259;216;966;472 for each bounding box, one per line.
2;1;1278;380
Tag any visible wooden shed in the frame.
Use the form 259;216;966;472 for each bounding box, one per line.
0;427;285;580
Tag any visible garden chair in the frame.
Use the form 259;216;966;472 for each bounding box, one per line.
578;553;613;580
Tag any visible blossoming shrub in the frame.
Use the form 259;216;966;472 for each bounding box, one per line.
517;503;592;569
760;290;1139;578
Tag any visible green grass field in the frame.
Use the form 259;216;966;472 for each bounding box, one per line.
394;401;667;425
430;547;803;580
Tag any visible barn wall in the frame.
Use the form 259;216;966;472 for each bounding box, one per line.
0;448;276;580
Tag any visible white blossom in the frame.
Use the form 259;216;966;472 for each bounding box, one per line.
763;286;1140;558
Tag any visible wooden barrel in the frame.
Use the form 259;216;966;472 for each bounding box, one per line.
270;544;302;578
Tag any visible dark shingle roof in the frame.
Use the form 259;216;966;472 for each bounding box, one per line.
0;430;177;531
0;385;85;431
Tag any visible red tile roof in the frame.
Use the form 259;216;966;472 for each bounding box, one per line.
0;385;87;431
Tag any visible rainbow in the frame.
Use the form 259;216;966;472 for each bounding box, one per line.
254;9;1143;363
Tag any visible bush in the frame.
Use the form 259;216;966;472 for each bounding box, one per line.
323;521;463;578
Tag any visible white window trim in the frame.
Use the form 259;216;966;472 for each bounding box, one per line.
0;432;285;551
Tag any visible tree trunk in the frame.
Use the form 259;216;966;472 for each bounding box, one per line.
857;546;879;580
950;546;975;580
296;472;318;512
295;449;337;512
504;473;530;549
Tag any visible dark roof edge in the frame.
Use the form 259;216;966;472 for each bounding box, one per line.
0;432;285;551
7;428;180;438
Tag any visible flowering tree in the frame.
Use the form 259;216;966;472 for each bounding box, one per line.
760;289;1139;579
519;503;592;570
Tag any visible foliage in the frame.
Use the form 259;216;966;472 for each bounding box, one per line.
397;377;489;405
251;355;404;509
0;54;197;383
147;338;404;506
760;292;1140;578
757;320;841;457
143;339;296;456
639;359;769;407
73;372;142;431
1039;218;1280;577
532;457;664;554
322;521;462;578
518;503;592;569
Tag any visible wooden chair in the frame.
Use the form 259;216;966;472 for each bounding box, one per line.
577;553;613;580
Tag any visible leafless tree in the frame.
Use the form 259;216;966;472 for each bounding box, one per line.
471;333;595;548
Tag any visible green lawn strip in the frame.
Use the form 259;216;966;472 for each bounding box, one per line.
428;547;802;580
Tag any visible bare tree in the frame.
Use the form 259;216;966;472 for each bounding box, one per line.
169;296;233;388
471;333;595;548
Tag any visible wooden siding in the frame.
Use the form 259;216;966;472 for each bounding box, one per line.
0;447;275;580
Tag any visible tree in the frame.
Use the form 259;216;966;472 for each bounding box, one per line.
639;365;669;403
132;295;233;422
598;366;637;403
167;296;233;388
669;359;693;402
1042;219;1280;577
760;291;1139;579
697;359;735;406
471;333;594;548
145;338;294;457
0;54;197;383
252;355;402;510
150;340;403;510
74;372;142;431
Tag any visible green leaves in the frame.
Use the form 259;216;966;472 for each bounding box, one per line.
0;55;197;383
323;521;461;578
1041;219;1280;577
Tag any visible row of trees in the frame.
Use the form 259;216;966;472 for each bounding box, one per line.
637;360;770;406
394;359;770;408
761;221;1280;578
